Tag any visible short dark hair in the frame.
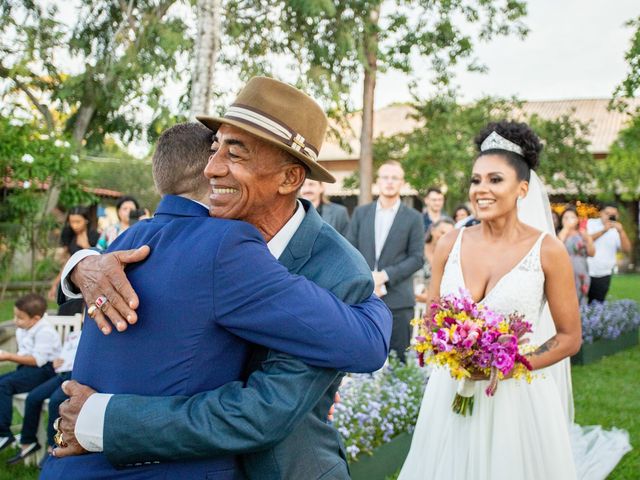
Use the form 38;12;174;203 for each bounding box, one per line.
474;120;542;182
425;218;455;243
454;204;471;216
116;196;140;211
15;293;47;318
152;123;212;198
601;202;618;210
425;187;443;198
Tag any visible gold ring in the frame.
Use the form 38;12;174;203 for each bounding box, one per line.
54;431;67;448
53;416;61;432
87;304;98;318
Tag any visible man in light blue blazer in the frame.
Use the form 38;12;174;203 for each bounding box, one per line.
51;78;389;479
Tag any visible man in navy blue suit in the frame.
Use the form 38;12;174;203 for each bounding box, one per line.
48;78;390;479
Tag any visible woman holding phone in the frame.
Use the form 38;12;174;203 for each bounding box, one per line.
558;206;594;304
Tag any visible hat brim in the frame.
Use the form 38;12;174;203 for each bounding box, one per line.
197;115;336;183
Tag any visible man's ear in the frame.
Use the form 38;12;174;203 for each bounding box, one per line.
279;165;306;195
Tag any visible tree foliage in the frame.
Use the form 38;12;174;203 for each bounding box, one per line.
0;115;94;290
1;0;191;147
374;94;595;208
601;114;640;201
612;15;640;111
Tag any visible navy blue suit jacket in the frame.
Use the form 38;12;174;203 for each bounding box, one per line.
41;196;390;479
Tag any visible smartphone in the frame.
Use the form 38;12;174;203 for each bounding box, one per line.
579;218;588;231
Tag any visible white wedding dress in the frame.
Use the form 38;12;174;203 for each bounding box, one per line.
399;227;632;480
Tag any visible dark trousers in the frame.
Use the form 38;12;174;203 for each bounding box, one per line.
588;275;612;304
0;364;55;438
390;307;414;362
20;372;70;446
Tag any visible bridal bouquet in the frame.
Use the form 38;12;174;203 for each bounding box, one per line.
412;289;534;416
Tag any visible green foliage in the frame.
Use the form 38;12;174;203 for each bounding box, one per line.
612;15;640;111
78;146;160;212
375;94;595;208
0;114;94;286
600;114;640;201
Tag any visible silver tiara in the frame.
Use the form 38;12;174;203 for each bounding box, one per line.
480;131;524;157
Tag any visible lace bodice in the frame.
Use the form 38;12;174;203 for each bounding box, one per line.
441;228;547;334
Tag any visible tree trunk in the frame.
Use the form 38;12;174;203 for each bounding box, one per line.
72;103;96;145
358;7;380;206
189;0;222;118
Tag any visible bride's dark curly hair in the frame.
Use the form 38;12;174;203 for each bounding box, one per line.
474;120;543;181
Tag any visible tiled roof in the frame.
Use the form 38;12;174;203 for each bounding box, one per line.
319;98;640;160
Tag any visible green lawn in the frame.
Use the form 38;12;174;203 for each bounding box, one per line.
0;274;638;478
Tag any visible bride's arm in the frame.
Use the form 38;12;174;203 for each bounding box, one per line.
528;235;582;370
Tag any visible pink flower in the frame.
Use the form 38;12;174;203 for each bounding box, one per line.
493;350;514;374
432;329;452;352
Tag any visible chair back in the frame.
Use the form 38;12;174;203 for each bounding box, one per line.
45;313;83;344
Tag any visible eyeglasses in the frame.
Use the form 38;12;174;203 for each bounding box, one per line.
378;175;403;182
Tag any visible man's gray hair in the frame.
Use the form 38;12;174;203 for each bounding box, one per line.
152;123;212;197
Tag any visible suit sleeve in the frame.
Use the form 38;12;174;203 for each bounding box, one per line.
384;213;425;286
103;352;340;465
213;222;391;372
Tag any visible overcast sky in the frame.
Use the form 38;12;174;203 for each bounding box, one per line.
367;0;639;108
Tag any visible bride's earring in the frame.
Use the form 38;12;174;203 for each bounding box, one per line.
517;196;523;207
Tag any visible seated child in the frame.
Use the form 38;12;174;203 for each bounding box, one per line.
7;329;81;464
0;293;61;453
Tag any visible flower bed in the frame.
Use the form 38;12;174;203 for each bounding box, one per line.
573;300;640;365
580;300;640;344
334;353;428;462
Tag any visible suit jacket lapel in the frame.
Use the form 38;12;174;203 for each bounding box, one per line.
279;199;321;273
364;203;377;266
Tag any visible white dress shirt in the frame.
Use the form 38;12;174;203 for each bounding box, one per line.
16;317;61;367
586;218;622;277
74;200;306;452
374;199;401;267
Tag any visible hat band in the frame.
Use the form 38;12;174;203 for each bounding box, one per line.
223;105;319;162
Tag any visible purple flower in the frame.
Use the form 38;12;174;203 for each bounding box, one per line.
493;350;514;373
432;329;452;351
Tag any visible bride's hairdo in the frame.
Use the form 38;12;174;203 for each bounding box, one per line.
474;121;542;181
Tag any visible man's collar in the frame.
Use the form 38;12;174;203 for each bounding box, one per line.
155;195;210;217
267;199;305;259
376;198;401;213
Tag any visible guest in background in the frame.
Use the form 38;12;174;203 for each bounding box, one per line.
558;207;594;305
415;218;455;303
422;187;451;231
586;203;632;303
300;179;349;236
47;207;99;301
7;329;82;465
551;210;561;235
453;205;471;224
348;161;424;361
96;196;141;250
0;294;60;454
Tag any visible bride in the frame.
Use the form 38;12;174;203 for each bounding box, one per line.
399;121;631;480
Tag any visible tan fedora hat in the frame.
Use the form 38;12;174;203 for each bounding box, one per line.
197;76;335;183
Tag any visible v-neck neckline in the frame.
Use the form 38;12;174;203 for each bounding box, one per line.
457;228;544;304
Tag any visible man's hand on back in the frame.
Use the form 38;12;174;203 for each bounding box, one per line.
71;246;150;334
52;381;96;458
